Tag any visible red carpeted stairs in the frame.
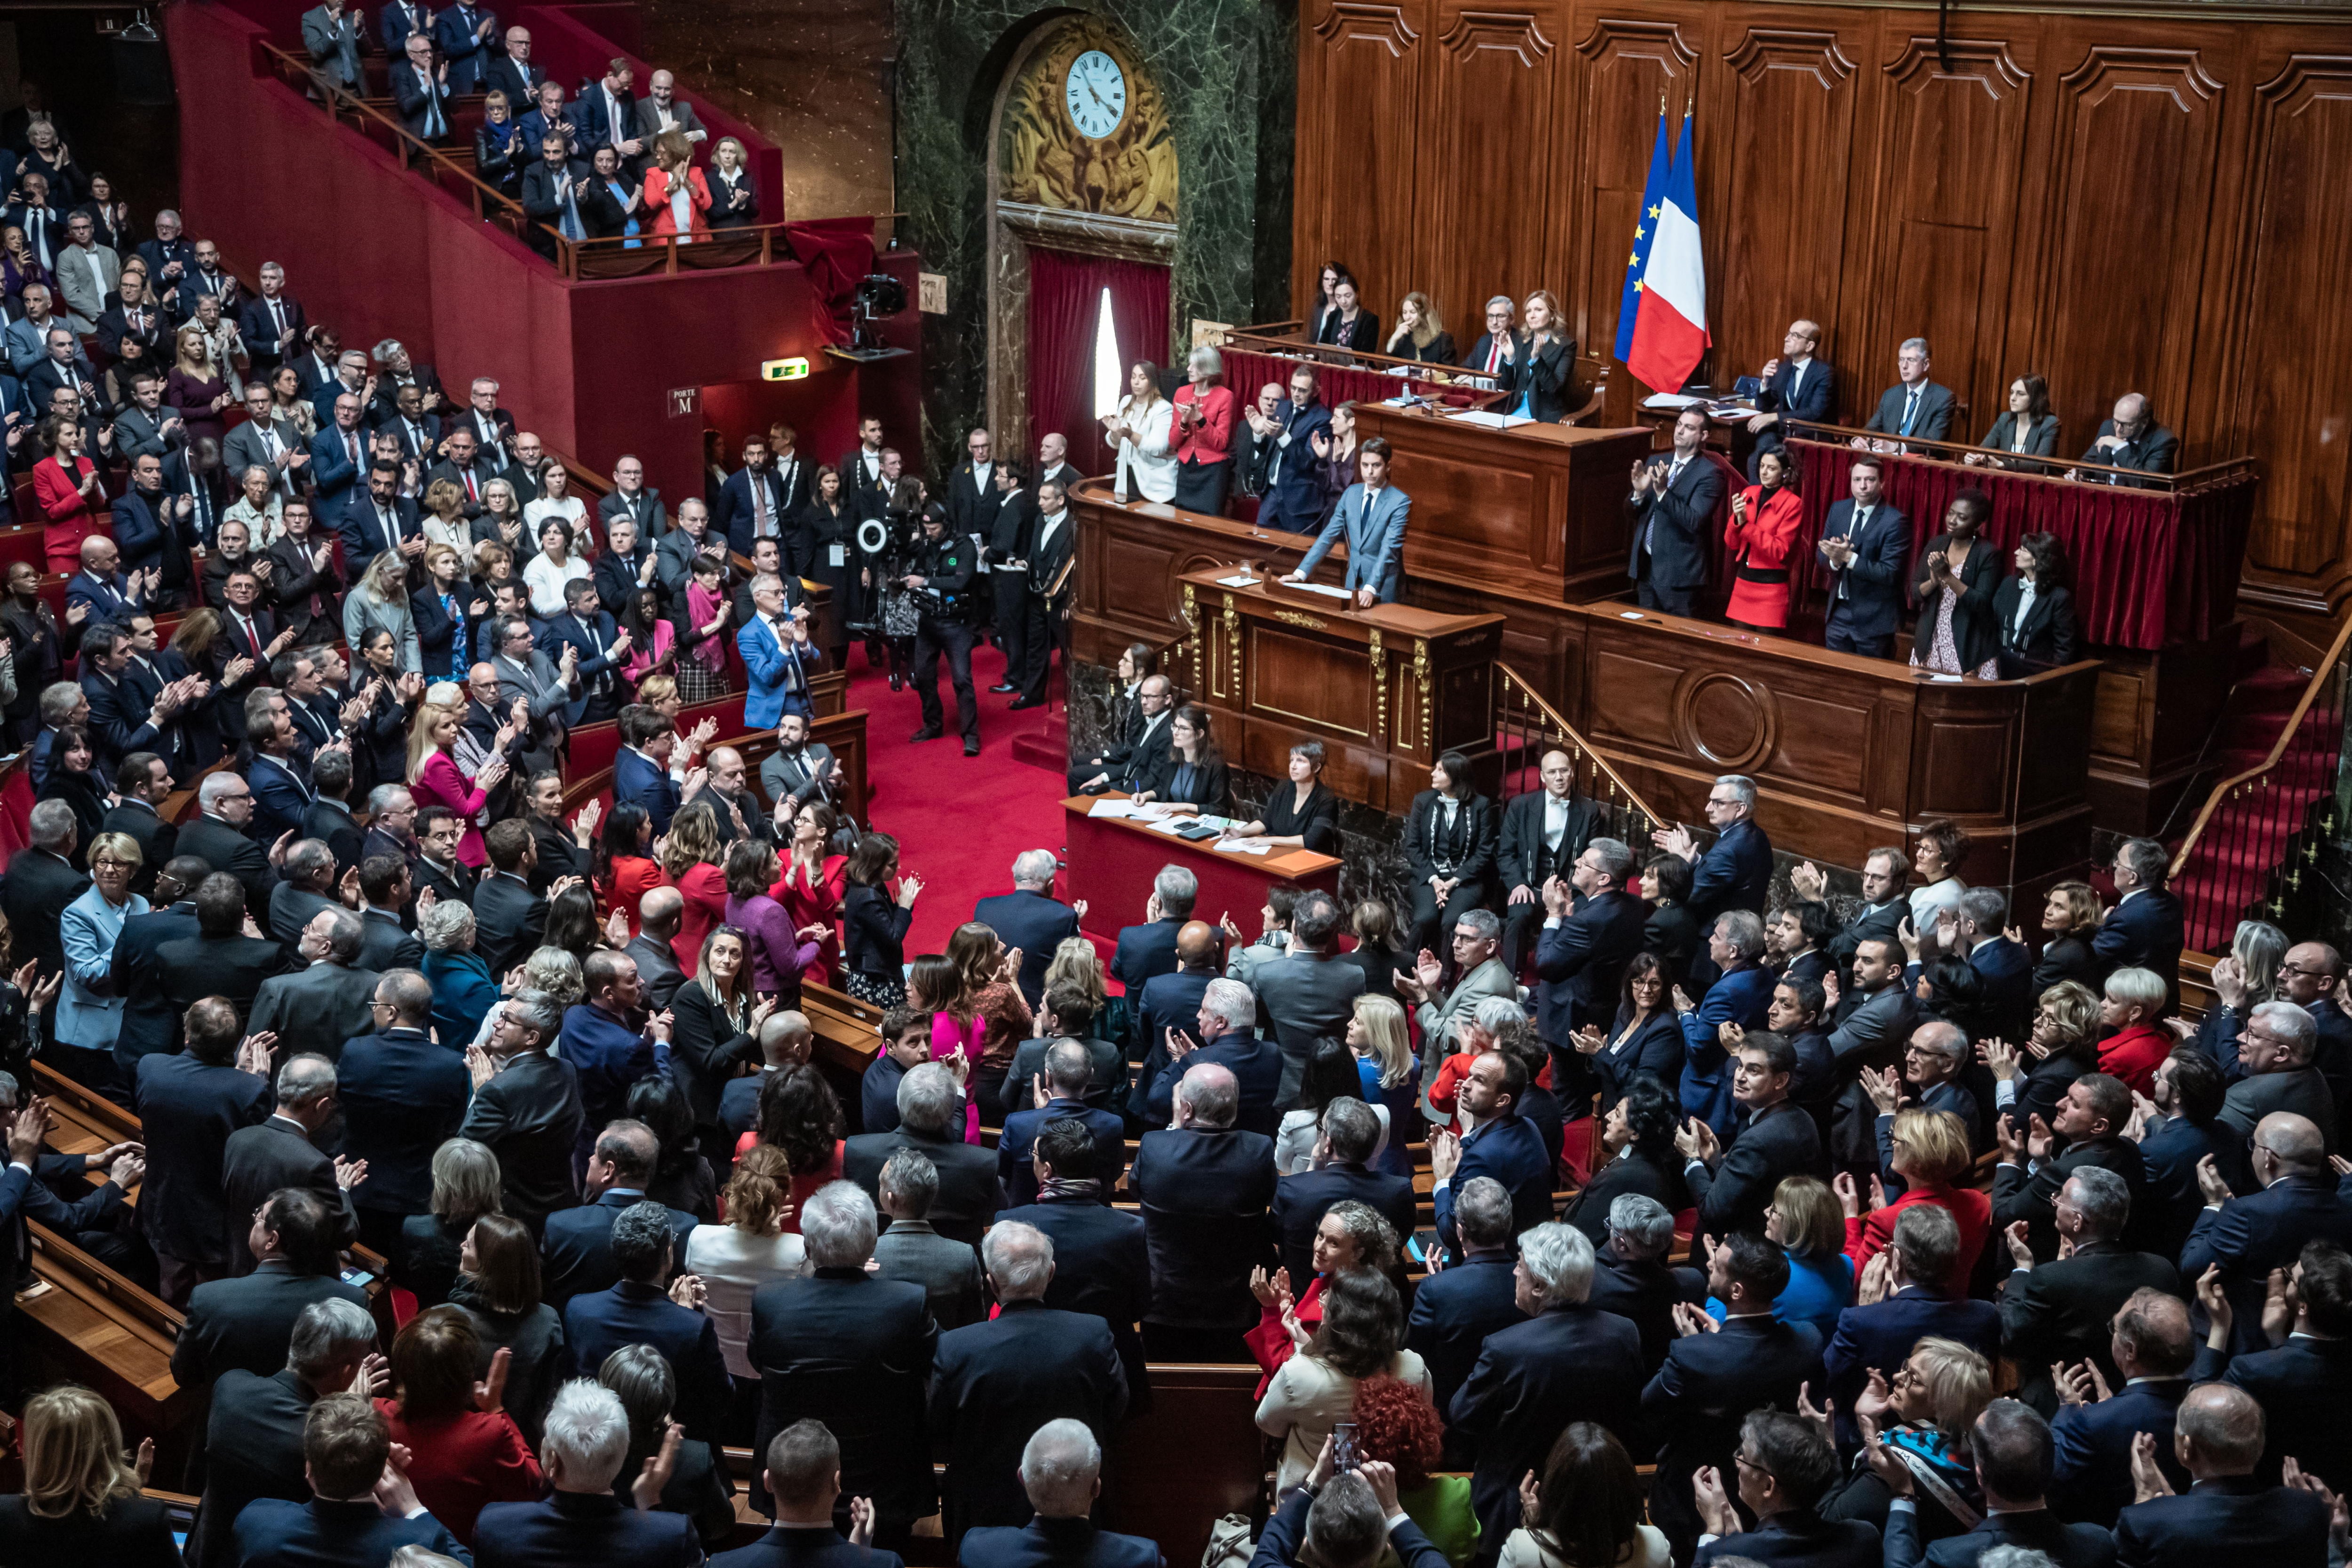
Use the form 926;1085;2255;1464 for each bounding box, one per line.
2170;643;2342;953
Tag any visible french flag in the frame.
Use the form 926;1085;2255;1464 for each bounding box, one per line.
1628;109;1710;393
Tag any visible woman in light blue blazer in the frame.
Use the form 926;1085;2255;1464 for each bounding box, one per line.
57;829;148;1083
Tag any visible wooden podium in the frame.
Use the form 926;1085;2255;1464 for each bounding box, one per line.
1171;568;1503;815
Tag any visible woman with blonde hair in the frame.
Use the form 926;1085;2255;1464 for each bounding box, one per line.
346;548;422;673
421;477;470;554
1816;1335;1991;1531
684;1142;809;1436
1172;343;1235;513
409;685;513;866
707;135;758;228
166;319;234;444
2030;879;2105;993
1347;993;1419;1177
1104;358;1176;504
1837;1107;1987;1287
644;129;712;241
1500;289;1573;422
0;1383;174;1559
1384;290;1456;364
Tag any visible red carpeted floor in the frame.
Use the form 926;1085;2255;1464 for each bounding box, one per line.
841;637;1073;956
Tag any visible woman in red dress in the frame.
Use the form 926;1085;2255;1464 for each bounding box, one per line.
374;1307;543;1546
662;800;730;979
772;799;846;987
593;800;669;939
1723;447;1806;633
32;414;104;573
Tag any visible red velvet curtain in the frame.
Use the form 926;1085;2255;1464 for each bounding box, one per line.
1027;247;1170;473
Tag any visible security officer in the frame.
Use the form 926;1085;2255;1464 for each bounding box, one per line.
903;500;983;756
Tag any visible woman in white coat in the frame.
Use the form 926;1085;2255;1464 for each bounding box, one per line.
1104;359;1177;503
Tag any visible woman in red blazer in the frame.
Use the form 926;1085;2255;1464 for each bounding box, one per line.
32;414;104;573
376;1307;544;1546
1172;344;1237;516
1723;446;1806;632
642;131;711;241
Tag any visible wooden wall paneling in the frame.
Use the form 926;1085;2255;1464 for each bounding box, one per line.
1295;1;1432;328
2031;38;2225;467
1712;22;1864;401
1414;2;1565;336
2223;49;2352;605
1864;34;2035;446
1561;11;1699;414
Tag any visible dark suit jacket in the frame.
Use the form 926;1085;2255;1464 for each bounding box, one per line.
994;1198;1153;1401
844;1127;1002;1245
540;1187;699;1305
1404;1250;1526;1459
1999;1240;2185;1409
1690;1098;1820;1240
565;1277;731;1440
959;1517;1162;1568
1994;575;2080;670
107;899;198;1069
231;1497;467;1568
2092;891;2186;1005
170;1258;368;1389
1910;533;2004;673
1627;451;1724;591
1823;1286;2001;1412
1864;380;1957;444
1757;356;1837;434
1000;1097;1126;1209
751;1268;939;1520
930;1299;1128;1536
1449;1303;1647;1547
132;1052;267;1267
190;1365;313;1568
1979;411;2063;466
1495;334;1573;422
2180;1173;2352;1353
1696;1511;1881;1568
1818;498;1911;644
220;1117;360;1274
2111;1475;2330;1568
1402;788;1499;887
1130;1126;1275;1330
1642;1313;1826;1546
2219;1332;2352;1489
1993;1135;2148;1263
1138;1030;1283;1136
1495;788;1600;895
2081;421;2180;486
1535;886;1648;1049
1247;1480;1448;1568
473;868;548;975
1271;1161;1416;1290
1886;1506;2114;1568
970;888;1079;1006
155;929;286;1032
1438;1112;1554;1260
251;959;381;1061
473;1489;703;1568
0;846;85;981
2050;1377;2193;1524
1587;1247;1704;1373
460;1048;585;1219
335;1026;469;1217
1689;818;1774;924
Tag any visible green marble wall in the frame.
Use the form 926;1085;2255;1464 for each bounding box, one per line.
893;0;1296;480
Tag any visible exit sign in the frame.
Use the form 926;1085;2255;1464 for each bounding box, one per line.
762;358;811;381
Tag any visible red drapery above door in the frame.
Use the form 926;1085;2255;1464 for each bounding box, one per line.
1026;247;1171;473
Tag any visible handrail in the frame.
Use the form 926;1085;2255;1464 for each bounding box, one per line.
1492;659;1663;837
1215;324;1511;412
1779;420;2259;493
2169;613;2352;883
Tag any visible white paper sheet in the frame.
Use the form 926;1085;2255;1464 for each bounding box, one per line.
1290;581;1354;600
1447;409;1534;430
1088;799;1142;819
1214;839;1274;856
1216;573;1261;588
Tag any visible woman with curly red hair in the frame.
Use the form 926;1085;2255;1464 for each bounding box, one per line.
1352;1374;1481;1564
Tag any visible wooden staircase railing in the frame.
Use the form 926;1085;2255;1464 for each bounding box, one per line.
1492;660;1663;848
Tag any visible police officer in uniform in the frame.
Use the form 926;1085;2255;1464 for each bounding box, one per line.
903;501;983;756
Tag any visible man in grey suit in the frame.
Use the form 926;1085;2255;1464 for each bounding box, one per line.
301;0;365;91
249;908;381;1068
1251;890;1366;1106
2214;1001;2336;1189
1858;337;1955;452
1286;438;1410;606
872;1146;985;1330
222;385;309;504
1827;936;1919;1168
491;613;576;774
54;213;120;334
2069;392;2179;490
633;71;707;147
1404;908;1518;1110
759;711;844;822
112;374;189;465
623;886;687;1011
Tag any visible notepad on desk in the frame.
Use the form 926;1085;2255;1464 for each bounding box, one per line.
1087;799;1143;820
1215;838;1274;856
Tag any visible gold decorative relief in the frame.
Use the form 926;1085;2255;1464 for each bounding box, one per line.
1369;628;1386;742
1271;610;1328;630
1414;639;1431;752
999;20;1177;223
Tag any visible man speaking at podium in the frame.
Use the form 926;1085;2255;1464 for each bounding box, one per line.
1286;437;1409;608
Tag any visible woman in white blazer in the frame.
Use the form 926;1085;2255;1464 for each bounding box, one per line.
1105;360;1177;504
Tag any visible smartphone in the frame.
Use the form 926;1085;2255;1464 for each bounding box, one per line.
339;1267;376;1290
1333;1422;1360;1473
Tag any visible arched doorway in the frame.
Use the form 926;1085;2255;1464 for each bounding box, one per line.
985;16;1178;466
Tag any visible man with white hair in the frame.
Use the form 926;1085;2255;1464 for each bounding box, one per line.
959;1418;1162;1568
1139;975;1282;1134
1130;1062;1277;1363
845;1062;1001;1245
750;1181;939;1547
931;1223;1128;1538
472;1379;701;1565
972;849;1082;1006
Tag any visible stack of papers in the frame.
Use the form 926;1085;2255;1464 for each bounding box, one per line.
1087;799;1143;820
1145;814;1201;835
1215;839;1273;856
1448;409;1534;429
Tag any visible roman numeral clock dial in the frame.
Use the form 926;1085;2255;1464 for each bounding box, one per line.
1064;49;1128;140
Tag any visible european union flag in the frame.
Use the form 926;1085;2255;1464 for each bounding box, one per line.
1613;101;1677;363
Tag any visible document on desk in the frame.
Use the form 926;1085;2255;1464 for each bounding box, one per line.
1216;573;1261;588
1145;815;1201;835
1642;393;1706;411
1291;581;1354;600
1448;409;1535;430
1088;799;1143;820
1215;839;1274;856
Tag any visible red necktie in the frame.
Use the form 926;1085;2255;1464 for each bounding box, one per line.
464;471;479;502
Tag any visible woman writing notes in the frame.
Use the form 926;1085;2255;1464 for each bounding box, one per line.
1222;740;1341;854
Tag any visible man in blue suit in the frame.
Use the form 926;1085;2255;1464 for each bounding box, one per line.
2047;1286;2195;1522
1286;437;1409;605
716;1417;910;1568
2179;1110;2352;1353
1660;773;1773;929
973;849;1081;1006
1141;979;1282;1135
1626;405;1721;615
540;1119;697;1305
1431;1049;1553;1260
1404;1175;1526;1458
475;1379;703;1568
1129;919;1218;1127
1130;1063;1277;1363
1680;1029;1820;1240
430;0;498;94
1859;337;1956;451
338;462;421;573
1535;835;1648;1093
741;576;823;727
1250;364;1333;534
1888;1398;2118;1568
517;80;586;164
1270;1100;1416;1288
1448;1222;1646;1552
564;1200;731;1442
229;1395;471;1566
334;969;468;1256
2202;1238;2352;1491
109;452;184;583
1816;456;1910;657
611;707;684;833
563;953;671;1155
1822;1203;1999;1418
959;1418;1162;1568
2096;838;2186;1007
376;0;431;53
1000;1042;1128;1208
1672;912;1776;1136
1950;887;2036;1044
1112;866;1192;994
539;579;630;725
308;389;370;514
996;1119;1154;1405
2109;1383;2331;1568
1743;319;1837;472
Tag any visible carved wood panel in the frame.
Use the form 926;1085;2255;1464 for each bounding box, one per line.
1295;1;1429;326
1563;17;1698;371
1416;5;1564;345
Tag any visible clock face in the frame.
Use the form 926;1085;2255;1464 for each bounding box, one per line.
1064;49;1128;140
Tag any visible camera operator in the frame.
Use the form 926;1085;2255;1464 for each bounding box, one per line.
904;499;983;756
